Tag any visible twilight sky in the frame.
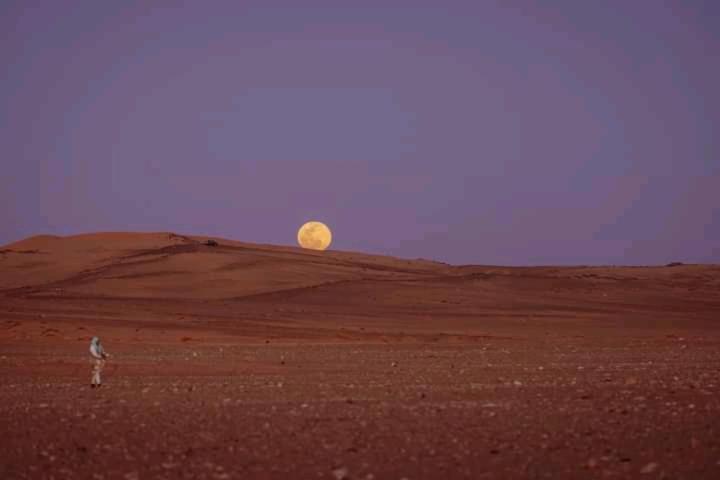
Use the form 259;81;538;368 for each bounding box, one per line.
2;0;718;265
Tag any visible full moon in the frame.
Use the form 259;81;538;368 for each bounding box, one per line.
297;221;332;251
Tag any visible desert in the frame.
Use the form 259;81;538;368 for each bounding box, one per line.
1;232;719;479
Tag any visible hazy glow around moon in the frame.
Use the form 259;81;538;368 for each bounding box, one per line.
297;221;332;251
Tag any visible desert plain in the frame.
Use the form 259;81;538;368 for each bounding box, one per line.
1;232;719;479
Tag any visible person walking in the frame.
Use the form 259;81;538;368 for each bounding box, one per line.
89;336;109;388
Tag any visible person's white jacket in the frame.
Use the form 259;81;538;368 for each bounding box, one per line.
89;337;107;359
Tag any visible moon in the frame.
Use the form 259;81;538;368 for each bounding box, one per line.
297;221;332;251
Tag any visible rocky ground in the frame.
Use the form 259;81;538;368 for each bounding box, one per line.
1;336;719;480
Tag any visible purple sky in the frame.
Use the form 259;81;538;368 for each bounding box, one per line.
2;1;718;265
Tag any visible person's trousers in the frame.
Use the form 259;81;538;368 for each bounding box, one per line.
91;358;105;385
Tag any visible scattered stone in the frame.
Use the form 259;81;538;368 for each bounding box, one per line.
640;462;658;474
332;466;349;480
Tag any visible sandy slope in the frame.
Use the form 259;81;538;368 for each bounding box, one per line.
2;232;718;323
0;232;447;299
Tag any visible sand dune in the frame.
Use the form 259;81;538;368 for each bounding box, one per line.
0;232;447;298
0;233;720;342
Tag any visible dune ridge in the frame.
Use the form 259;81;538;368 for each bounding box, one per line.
1;232;718;341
